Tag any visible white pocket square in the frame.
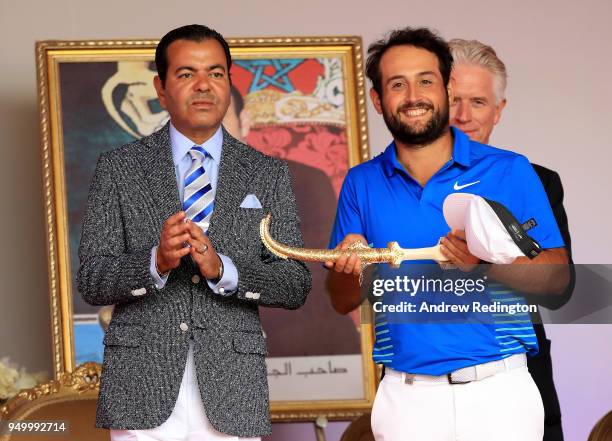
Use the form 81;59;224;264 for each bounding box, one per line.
240;194;262;209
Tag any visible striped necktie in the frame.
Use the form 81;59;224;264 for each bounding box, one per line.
183;146;214;229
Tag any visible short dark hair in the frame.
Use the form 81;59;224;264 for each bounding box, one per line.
155;24;232;86
365;27;453;95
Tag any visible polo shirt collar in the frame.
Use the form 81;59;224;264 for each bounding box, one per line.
381;126;472;177
451;126;471;167
169;122;223;166
381;140;403;177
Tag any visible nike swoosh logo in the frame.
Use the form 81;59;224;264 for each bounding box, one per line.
453;180;480;190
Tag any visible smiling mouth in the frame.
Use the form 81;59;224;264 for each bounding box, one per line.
403;108;429;117
399;107;431;119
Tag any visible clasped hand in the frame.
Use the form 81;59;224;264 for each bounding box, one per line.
156;211;222;279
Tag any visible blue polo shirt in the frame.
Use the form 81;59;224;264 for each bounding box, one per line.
329;127;564;375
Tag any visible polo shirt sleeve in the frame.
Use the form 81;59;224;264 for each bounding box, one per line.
510;155;565;249
328;170;365;249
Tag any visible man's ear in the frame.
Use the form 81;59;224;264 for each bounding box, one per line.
370;87;383;114
153;75;167;109
239;109;252;138
494;98;507;125
447;77;455;106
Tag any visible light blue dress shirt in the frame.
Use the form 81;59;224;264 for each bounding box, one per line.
149;123;238;294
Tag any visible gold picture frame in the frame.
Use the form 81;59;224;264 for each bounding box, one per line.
36;36;376;421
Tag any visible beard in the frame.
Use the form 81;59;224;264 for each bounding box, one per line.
382;100;449;147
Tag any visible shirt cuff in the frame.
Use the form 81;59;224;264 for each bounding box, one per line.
150;246;169;289
207;254;238;296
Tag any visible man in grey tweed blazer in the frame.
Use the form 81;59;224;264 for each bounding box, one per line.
77;24;311;440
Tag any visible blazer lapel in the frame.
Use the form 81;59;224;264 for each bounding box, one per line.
208;129;251;240
141;124;182;223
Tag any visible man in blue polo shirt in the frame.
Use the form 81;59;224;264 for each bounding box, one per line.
326;27;570;441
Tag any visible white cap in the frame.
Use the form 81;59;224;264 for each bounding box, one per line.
442;193;525;264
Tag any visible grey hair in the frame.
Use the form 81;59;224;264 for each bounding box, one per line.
448;39;507;103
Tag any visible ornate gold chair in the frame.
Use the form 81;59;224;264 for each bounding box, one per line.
0;363;108;441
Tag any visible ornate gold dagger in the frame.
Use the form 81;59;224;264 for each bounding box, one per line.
260;215;449;267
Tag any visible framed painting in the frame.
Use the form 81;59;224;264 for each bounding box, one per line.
36;35;376;420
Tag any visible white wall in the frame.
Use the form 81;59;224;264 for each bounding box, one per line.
1;0;610;439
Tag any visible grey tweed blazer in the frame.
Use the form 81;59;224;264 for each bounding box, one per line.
77;124;311;436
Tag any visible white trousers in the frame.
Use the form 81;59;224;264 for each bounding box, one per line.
110;344;261;441
371;366;544;441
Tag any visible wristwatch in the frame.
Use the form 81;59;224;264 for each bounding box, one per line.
155;261;170;278
209;258;224;284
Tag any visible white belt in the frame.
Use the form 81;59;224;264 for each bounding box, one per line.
386;353;527;385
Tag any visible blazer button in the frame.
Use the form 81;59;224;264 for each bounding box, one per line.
131;287;146;296
191;274;201;284
180;322;189;332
